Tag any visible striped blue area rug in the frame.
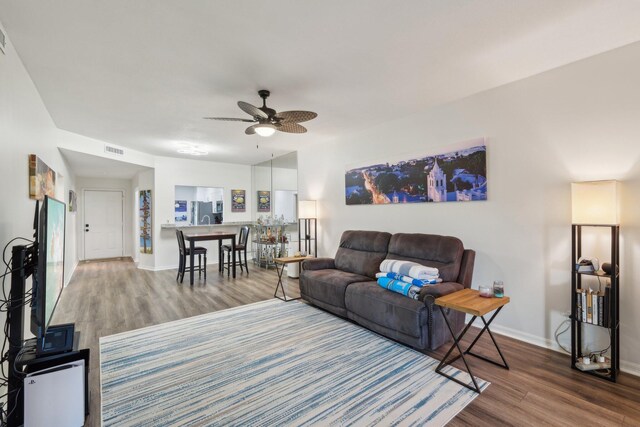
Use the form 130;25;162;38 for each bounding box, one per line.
101;300;488;426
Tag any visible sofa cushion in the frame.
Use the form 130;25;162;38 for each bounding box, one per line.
345;281;428;338
386;233;464;282
334;230;392;278
300;269;371;309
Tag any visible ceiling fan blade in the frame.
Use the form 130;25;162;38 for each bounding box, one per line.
203;117;256;122
245;125;257;135
276;122;307;134
238;101;268;119
275;110;317;123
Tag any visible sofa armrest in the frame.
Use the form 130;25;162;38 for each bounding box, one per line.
418;282;464;302
302;257;336;271
457;249;476;288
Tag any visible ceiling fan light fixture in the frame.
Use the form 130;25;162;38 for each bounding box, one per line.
205;90;317;136
254;123;276;137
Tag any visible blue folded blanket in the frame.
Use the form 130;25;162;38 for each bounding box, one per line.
376;272;441;286
379;259;439;280
377;277;421;300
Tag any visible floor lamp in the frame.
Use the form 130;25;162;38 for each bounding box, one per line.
570;180;620;381
298;200;317;257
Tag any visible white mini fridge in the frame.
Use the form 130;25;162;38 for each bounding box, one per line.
24;360;85;427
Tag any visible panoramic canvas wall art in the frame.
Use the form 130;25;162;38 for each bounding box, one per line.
345;138;487;205
139;190;153;254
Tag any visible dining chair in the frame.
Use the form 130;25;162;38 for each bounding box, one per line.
222;226;250;276
175;229;207;283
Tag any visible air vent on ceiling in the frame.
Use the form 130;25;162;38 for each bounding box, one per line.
0;28;6;55
104;144;124;156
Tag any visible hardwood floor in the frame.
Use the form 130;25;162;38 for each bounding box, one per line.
53;259;640;426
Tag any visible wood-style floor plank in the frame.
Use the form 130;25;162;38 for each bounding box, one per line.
52;259;640;427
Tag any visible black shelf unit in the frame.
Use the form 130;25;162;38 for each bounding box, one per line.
298;218;317;257
570;224;620;382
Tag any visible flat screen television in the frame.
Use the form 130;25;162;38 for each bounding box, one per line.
31;195;71;354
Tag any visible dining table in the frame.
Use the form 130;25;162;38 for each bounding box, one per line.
183;231;237;284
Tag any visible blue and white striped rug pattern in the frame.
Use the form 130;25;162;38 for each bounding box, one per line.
101;299;488;426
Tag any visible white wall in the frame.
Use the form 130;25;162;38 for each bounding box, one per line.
58;132;154;170
76;177;134;259
153;156;252;270
298;41;640;374
0;22;81;286
0;19;117;400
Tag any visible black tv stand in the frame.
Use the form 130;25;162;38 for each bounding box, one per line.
38;323;75;356
6;244;85;426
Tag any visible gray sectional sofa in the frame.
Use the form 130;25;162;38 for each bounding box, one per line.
300;230;475;350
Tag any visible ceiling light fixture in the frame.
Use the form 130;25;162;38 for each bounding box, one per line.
254;123;276;137
177;146;209;156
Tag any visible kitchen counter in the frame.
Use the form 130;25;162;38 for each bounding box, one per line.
160;221;254;230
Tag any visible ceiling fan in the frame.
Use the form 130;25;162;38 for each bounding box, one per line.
204;90;317;137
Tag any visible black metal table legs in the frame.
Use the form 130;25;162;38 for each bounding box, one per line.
274;262;300;302
435;306;509;393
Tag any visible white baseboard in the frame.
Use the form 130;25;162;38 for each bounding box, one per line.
470;318;640;377
620;360;640;377
153;265;178;271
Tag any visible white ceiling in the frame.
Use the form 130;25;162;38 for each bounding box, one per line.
60;148;152;179
3;1;640;165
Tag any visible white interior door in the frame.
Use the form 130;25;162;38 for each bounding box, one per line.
84;190;124;260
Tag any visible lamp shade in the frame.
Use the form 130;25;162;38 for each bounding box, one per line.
298;200;317;219
571;180;620;225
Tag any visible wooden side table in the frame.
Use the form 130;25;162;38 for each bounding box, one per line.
273;256;313;302
433;288;510;393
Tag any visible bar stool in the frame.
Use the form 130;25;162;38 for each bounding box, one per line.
176;229;207;283
222;226;250;276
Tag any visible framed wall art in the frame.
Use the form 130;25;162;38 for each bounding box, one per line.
29;154;56;200
257;190;271;212
345;138;487;205
68;190;77;212
139;190;153;254
231;189;246;212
